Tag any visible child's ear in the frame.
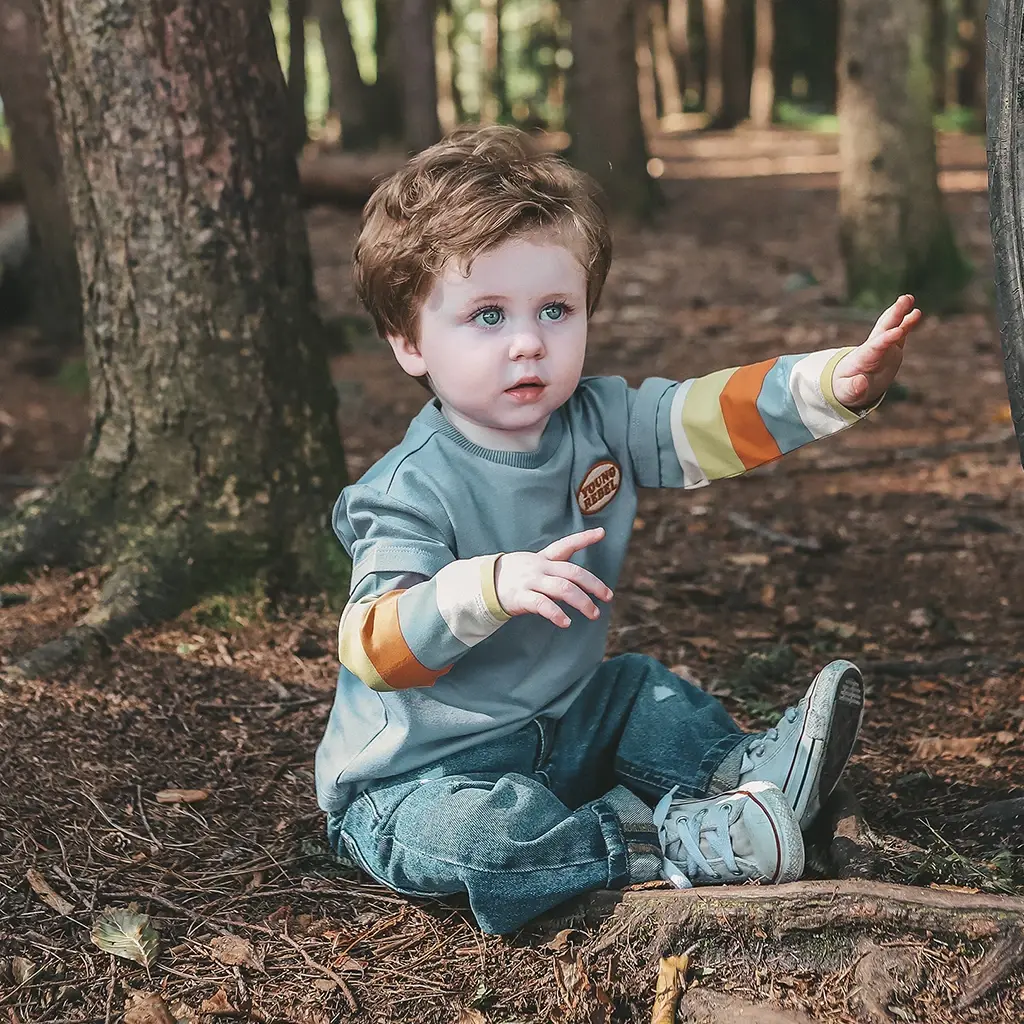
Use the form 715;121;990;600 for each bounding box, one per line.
386;333;428;380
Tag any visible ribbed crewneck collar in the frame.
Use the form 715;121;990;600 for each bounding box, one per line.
418;400;565;468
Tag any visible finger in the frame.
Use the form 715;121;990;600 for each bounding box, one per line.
526;591;572;628
545;560;614;602
535;576;602;620
541;527;605;561
871;294;915;335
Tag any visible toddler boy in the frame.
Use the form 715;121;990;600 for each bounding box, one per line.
315;126;921;934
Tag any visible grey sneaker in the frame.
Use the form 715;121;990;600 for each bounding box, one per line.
737;660;865;829
652;781;804;889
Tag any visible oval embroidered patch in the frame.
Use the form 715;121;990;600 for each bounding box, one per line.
577;459;622;515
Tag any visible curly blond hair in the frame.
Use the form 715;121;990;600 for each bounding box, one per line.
353;126;612;347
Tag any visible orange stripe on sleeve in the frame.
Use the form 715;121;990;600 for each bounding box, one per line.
719;358;784;470
360;590;449;690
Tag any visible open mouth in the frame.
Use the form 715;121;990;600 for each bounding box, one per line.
505;380;546;402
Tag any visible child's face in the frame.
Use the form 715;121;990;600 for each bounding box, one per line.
388;235;588;450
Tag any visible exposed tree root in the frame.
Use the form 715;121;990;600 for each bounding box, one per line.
813;783;882;880
572;881;1024;1014
850;943;924;1022
7;549;195;679
680;988;815;1024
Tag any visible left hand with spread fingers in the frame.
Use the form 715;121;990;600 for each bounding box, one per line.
832;294;923;411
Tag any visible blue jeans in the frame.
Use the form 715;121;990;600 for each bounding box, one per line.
326;654;748;933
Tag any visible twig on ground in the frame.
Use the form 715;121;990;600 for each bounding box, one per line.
725;511;822;552
790;433;1015;475
103;957;116;1024
134;785;162;851
280;922;359;1014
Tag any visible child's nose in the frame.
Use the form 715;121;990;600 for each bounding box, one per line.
509;329;545;359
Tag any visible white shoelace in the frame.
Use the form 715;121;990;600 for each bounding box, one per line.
653;787;742;889
746;706;800;759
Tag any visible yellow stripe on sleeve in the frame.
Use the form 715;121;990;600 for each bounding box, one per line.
338;598;394;693
680;367;747;480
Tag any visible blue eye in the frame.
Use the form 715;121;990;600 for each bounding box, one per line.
540;303;569;322
473;307;504;327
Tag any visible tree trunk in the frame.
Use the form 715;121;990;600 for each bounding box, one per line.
0;0;81;351
650;0;685;119
635;1;660;130
312;0;376;150
959;0;986;125
666;0;692;105
567;0;659;220
288;0;308;153
928;0;947;111
838;0;969;309
703;0;748;128
749;0;775;127
480;0;505;124
2;0;347;676
373;0;404;142
399;0;441;151
435;0;461;132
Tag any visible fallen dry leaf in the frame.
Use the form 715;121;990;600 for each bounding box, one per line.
91;907;160;967
25;868;75;916
912;736;989;762
652;954;689;1024
995;731;1017;745
200;989;236;1015
543;928;579;952
458;1011;487;1024
154;788;209;804
814;618;858;639
209;934;254;967
124;992;176;1024
11;956;37;986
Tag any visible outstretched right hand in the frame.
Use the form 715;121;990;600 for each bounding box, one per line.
494;528;613;629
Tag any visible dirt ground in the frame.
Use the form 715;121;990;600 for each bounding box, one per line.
3;129;1024;1022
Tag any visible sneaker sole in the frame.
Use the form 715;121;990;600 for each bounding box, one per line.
739;781;804;884
781;661;865;829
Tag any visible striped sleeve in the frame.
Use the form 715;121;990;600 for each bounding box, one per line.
667;347;862;488
337;554;511;693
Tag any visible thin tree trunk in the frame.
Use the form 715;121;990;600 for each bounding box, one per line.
0;0;80;351
838;0;969;308
749;0;775;127
373;0;404;141
435;0;461;132
312;0;376;149
635;1;660;130
704;0;748;128
288;0;308;152
480;0;505;124
958;0;986;124
928;0;947;111
650;0;685;119
399;0;441;151
666;0;692;105
567;0;659;220
3;0;347;674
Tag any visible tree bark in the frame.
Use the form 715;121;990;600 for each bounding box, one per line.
650;0;685;119
566;0;659;220
838;0;969;309
635;0;660;130
373;0;404;142
749;0;775;128
312;0;376;150
959;0;987;125
703;0;749;128
666;0;692;105
480;0;505;124
2;0;347;675
0;0;81;350
398;0;441;151
288;0;308;153
435;0;461;132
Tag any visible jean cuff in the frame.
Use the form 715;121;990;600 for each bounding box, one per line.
598;785;661;885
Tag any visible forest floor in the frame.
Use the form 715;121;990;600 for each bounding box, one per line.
2;129;1024;1023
